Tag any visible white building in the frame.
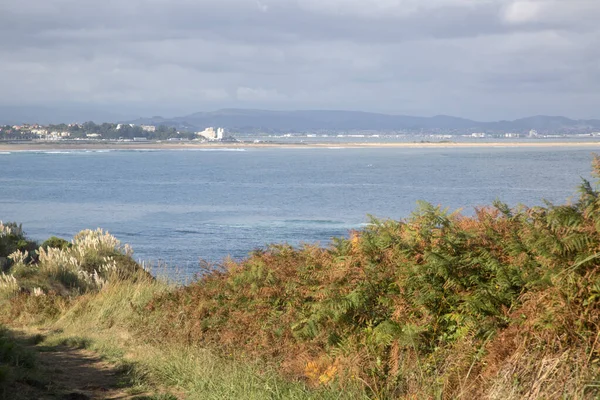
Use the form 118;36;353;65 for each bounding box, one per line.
196;127;216;140
196;127;225;141
46;131;71;139
141;125;156;132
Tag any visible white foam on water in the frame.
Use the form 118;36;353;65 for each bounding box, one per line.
175;148;247;152
125;149;160;152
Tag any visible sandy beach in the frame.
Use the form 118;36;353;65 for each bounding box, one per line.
1;140;600;152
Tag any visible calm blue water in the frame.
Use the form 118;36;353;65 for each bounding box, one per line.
0;147;596;277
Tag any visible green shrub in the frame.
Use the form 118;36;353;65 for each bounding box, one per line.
40;236;70;250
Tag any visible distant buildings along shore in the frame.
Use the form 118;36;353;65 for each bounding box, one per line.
195;127;225;141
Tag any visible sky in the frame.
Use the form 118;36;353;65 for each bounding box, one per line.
0;0;599;120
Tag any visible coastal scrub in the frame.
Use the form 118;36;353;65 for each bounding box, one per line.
2;158;600;398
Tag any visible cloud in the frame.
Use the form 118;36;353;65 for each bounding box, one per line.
0;0;599;119
256;0;269;12
236;87;285;101
503;1;544;24
201;89;231;101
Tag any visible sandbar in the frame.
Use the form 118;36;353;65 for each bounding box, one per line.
1;140;600;152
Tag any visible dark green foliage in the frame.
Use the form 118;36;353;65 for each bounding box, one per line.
40;236;70;250
45;121;189;140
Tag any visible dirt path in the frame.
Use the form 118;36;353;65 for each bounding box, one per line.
5;329;162;400
34;344;134;399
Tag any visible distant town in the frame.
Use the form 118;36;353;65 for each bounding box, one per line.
0;122;234;142
2;121;600;144
258;129;600;140
2;109;600;144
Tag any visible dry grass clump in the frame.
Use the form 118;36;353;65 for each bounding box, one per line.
6;228;147;296
0;222;38;272
0;272;18;299
0;222;12;237
0;228;151;325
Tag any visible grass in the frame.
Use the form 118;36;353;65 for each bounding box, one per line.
4;271;360;399
3;157;600;398
0;326;50;400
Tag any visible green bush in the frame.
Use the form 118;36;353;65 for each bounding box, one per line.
40;236;70;250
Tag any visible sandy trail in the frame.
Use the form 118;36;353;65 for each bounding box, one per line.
6;328;162;400
35;344;132;400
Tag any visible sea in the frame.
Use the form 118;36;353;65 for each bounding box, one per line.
0;145;597;279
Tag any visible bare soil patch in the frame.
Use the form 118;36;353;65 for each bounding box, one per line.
4;329;164;400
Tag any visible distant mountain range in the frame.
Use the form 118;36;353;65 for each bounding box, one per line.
2;106;599;134
127;109;600;134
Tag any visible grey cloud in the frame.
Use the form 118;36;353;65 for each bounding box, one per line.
0;0;599;120
0;0;568;48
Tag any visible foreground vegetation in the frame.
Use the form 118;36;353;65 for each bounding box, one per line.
0;226;341;399
3;158;600;398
